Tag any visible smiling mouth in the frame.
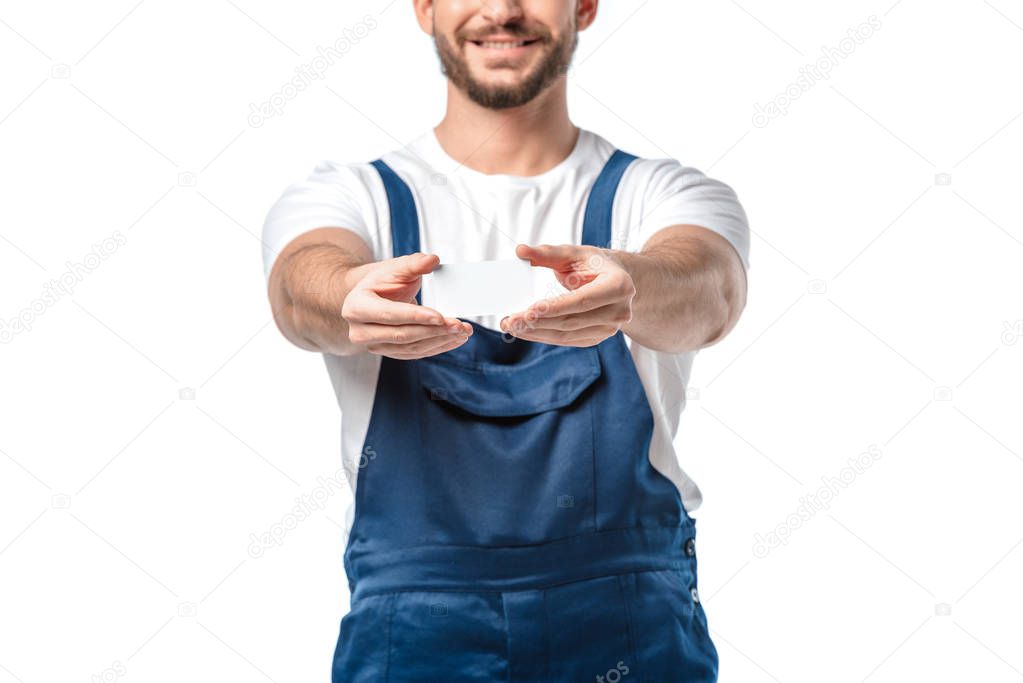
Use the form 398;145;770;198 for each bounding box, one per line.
468;38;541;50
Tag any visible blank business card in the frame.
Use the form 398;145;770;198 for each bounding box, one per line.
422;259;536;318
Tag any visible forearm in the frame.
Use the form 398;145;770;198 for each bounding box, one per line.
269;239;374;356
613;227;746;353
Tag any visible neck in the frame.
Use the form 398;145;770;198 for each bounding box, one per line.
434;78;578;177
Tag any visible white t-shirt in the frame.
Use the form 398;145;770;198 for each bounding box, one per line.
262;127;751;522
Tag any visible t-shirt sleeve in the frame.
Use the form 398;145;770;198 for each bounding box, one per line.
261;161;377;282
623;159;751;270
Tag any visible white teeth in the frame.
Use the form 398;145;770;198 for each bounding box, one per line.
479;40;528;49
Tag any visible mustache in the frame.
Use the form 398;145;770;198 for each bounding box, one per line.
460;24;551;43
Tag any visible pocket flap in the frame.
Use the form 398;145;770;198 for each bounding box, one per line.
417;344;602;418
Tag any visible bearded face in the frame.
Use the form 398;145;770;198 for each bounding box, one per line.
431;4;580;109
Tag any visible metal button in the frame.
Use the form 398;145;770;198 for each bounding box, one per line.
684;538;696;557
690;587;700;604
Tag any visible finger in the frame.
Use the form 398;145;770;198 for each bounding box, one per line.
415;333;472;357
372;331;469;358
514;302;629;332
526;280;622;321
515;243;583;270
505;324;615;347
345;292;448;326
352;321;470;346
400;294;468;333
368;332;463;355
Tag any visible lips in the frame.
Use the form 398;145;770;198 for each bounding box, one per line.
477;40;532;48
467;37;541;50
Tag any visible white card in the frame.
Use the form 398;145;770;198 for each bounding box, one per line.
422;259;535;318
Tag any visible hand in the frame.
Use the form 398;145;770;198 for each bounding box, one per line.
500;244;635;347
341;252;473;359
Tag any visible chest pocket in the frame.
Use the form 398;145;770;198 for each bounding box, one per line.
413;337;603;546
417;343;601;417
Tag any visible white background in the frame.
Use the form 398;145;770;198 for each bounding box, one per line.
2;1;1022;681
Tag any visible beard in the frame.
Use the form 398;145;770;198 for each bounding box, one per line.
433;21;578;110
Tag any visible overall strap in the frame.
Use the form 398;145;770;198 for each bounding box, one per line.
370;159;423;304
581;149;638;249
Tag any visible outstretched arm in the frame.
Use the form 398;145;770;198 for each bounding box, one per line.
267;227;472;357
502;225;747;353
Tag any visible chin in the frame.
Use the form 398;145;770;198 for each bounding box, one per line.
470;62;538;85
474;74;528;91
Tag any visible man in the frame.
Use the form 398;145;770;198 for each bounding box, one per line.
262;1;749;680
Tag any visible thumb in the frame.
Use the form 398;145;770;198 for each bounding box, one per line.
515;243;580;269
390;252;440;280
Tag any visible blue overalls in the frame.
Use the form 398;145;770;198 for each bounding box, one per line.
332;150;719;682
